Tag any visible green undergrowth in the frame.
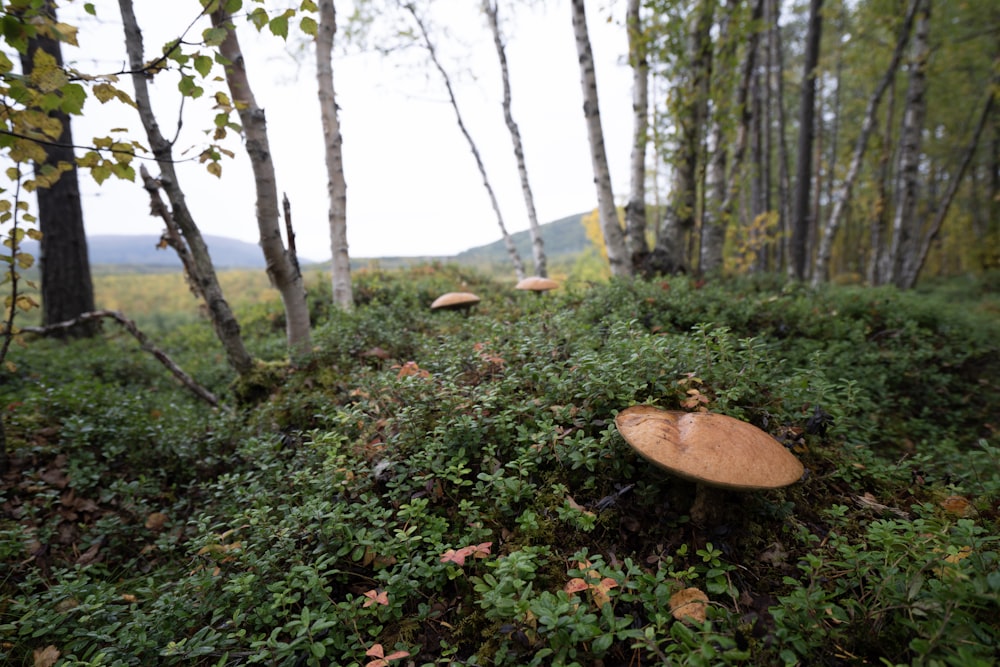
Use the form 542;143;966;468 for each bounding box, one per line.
1;268;998;666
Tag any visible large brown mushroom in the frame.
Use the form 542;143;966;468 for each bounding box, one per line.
615;405;804;523
515;276;559;294
430;292;481;313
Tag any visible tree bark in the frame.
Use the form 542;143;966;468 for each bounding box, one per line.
571;0;632;277
118;0;255;376
624;0;650;265
405;3;525;281
812;0;919;286
484;1;547;278
789;0;823;281
210;7;313;359
19;0;96;337
769;0;792;272
23;310;220;408
701;0;761;275
316;0;353;310
651;0;715;277
883;0;930;287
901;86;994;288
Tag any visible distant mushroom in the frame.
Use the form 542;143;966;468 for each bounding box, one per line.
515;276;559;295
431;292;481;314
615;405;804;524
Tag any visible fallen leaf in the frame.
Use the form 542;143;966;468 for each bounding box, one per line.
364;643;410;667
145;512;169;531
362;589;389;607
669;587;709;624
940;495;972;517
33;645;60;667
944;545;973;565
75;541;102;566
759;542;788;566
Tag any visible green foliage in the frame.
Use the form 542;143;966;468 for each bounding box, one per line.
0;269;997;665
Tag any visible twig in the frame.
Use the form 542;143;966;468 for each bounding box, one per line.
19;310;221;409
282;192;300;277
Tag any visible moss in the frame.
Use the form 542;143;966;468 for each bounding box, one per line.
229;359;289;405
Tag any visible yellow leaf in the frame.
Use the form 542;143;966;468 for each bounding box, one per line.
944;545;973;565
93;83;118;103
53;22;80;46
29;50;68;93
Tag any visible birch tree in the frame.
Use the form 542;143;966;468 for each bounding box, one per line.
316;0;353;309
404;2;525;281
701;0;761;275
571;0;632;277
624;0;650;265
484;0;547;278
899;72;995;288
882;0;930;287
118;0;255;376
811;0;919;286
210;6;312;359
649;0;714;277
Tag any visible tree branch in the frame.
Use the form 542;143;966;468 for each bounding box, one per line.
18;310;221;409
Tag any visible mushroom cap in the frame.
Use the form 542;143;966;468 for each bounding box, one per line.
430;292;481;310
615;405;804;491
515;276;559;292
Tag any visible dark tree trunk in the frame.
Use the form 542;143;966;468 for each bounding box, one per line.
19;1;96;336
789;0;823;281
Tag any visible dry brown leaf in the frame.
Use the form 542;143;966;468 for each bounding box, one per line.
669;587;709;624
940;495;973;517
33;645;60;667
145;512;169;531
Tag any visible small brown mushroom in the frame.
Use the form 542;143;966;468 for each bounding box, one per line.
515;276;559;294
615;405;804;524
430;292;481;313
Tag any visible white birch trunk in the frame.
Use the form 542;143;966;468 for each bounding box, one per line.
211;8;312;360
883;0;930;287
625;0;650;263
316;0;353;310
484;1;547;278
407;4;525;281
118;0;255;377
900;88;994;288
571;0;632;277
811;0;919;286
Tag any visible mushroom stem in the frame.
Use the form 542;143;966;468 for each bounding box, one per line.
689;483;725;524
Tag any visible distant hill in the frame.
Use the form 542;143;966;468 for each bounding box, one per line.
21;234;268;270
19;213;591;270
452;212;590;265
356;212;591;271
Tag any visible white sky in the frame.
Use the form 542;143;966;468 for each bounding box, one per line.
54;0;637;261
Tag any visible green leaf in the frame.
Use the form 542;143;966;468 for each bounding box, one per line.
178;75;204;99
194;55;214;78
268;15;289;40
84;3;96;15
248;7;269;31
300;16;318;37
202;27;229;47
60;83;87;115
